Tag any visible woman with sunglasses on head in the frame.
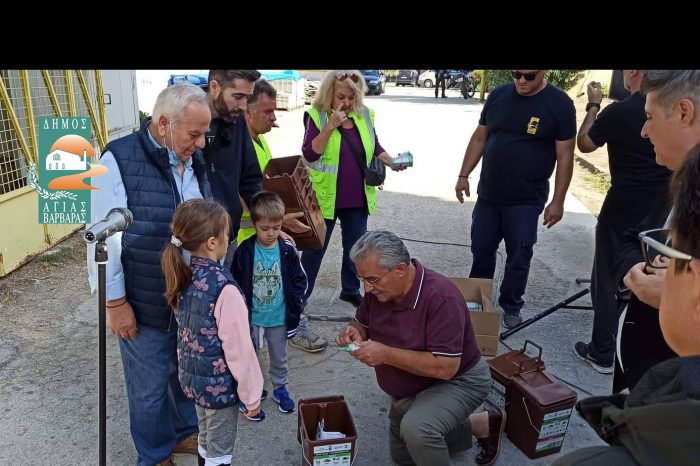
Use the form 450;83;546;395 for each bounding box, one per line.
299;69;403;314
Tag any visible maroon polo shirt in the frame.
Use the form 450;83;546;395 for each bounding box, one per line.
355;260;481;399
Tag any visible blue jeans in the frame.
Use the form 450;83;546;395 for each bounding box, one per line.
468;198;542;315
119;324;198;466
301;207;368;302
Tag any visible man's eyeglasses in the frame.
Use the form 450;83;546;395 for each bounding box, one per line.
638;228;693;270
357;268;392;287
511;71;539;81
337;72;360;83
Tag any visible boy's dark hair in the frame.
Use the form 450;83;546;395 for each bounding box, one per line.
251;191;285;223
208;70;261;88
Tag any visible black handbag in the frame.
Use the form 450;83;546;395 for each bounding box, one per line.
346;134;386;187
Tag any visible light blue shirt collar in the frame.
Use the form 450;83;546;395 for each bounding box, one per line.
146;127;193;169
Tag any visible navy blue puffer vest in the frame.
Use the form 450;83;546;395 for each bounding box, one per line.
106;118;211;329
177;256;240;409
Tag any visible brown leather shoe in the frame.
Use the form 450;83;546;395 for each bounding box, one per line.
474;402;506;466
172;433;199;455
155;455;175;466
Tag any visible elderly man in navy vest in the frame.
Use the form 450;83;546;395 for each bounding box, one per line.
87;83;211;466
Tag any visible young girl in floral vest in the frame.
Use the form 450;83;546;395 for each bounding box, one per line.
162;199;263;466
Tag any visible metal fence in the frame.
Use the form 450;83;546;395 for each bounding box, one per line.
0;69;109;277
0;70;107;197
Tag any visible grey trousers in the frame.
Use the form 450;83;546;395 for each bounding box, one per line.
250;324;289;388
195;405;237;465
389;359;491;466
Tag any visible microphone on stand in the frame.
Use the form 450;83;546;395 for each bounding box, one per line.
83;208;133;243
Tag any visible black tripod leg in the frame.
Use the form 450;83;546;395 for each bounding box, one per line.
499;288;590;340
96;242;108;466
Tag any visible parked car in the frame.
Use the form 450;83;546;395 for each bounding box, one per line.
418;70;435;88
360;69;385;95
305;80;319;104
168;73;208;90
396;69;419;87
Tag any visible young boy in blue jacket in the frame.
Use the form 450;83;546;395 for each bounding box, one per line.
231;191;307;418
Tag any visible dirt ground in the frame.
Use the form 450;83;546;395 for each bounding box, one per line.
569;160;606;217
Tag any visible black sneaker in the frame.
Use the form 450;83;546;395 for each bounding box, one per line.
502;312;522;329
239;403;266;421
339;292;362;308
573;342;613;374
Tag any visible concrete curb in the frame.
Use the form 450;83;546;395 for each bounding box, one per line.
575;154;609;179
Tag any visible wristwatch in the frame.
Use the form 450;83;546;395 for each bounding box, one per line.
586;102;601;112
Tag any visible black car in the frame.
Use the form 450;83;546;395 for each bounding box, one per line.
396;69;419;87
360;69;386;95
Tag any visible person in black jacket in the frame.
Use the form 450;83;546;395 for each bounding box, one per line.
204;69;262;256
574;70;671;374
553;140;700;466
203;71;308;264
611;70;700;392
231;192;307;416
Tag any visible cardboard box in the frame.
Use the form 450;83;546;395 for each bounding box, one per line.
298;396;357;466
449;278;500;356
263;156;326;251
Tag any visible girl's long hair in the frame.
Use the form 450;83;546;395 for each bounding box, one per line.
161;199;230;309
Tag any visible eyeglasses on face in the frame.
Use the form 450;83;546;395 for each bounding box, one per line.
511;71;540;81
638;228;693;270
356;267;392;287
337;72;360;83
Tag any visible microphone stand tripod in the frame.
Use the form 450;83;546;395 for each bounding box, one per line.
84;206;133;465
94;241;108;466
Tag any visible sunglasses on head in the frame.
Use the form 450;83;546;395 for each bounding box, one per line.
511;71;539;81
337;72;360;83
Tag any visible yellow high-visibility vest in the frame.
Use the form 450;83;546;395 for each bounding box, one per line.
237;134;273;244
304;106;377;219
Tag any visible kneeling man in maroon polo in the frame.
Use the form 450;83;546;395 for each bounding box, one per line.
336;230;506;466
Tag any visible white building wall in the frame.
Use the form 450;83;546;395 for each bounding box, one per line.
101;70;141;142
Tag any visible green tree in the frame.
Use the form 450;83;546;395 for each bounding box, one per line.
484;70;584;92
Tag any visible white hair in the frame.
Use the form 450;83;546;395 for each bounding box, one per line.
350;230;411;269
152;83;208;126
